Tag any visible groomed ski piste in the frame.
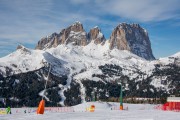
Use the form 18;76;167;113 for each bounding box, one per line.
1;102;180;120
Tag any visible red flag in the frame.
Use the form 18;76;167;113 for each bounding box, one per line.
37;99;45;114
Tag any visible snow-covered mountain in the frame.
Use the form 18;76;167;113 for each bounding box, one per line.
0;22;179;107
0;42;153;80
35;21;154;60
0;42;180;106
0;45;67;77
1;41;179;82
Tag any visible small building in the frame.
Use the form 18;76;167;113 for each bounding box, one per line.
163;97;180;111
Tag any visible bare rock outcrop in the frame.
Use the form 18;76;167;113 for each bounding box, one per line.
35;21;87;49
35;22;155;60
109;23;155;60
88;26;105;44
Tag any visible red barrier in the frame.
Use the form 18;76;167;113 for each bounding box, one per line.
161;102;180;111
45;107;74;113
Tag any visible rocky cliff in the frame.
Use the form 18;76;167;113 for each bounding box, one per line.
109;23;155;60
88;26;106;45
35;21;87;49
35;22;155;60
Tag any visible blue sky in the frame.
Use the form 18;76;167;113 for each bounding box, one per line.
0;0;180;58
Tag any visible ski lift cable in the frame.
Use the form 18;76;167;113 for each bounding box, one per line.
42;64;51;100
44;64;51;90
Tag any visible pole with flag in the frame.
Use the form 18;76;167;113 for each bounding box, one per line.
120;84;123;110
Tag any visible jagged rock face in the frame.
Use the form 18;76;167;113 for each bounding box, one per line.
70;22;84;32
88;27;106;44
109;26;130;51
63;22;87;46
35;22;155;60
109;23;155;60
35;33;60;49
35;22;87;49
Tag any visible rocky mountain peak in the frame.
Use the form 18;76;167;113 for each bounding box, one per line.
16;44;31;55
35;22;87;50
109;23;155;60
16;44;25;50
35;22;155;60
70;21;84;32
88;26;106;44
109;24;131;51
35;33;59;50
63;21;87;46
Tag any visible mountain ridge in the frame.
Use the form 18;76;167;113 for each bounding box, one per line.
0;43;179;107
35;21;155;60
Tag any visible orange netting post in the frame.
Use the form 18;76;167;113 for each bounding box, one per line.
37;99;45;114
120;105;123;110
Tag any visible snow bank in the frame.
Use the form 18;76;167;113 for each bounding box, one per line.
0;102;180;120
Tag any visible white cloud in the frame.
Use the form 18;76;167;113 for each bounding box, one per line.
95;0;180;22
0;0;116;49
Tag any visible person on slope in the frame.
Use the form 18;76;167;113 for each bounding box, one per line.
6;106;11;114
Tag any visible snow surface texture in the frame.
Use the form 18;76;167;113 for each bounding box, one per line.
0;102;180;120
0;43;180;106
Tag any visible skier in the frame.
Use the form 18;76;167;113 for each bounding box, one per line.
6;106;11;114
